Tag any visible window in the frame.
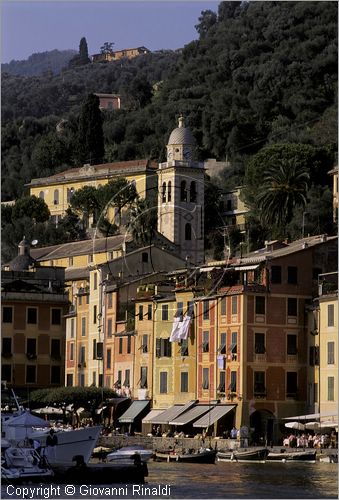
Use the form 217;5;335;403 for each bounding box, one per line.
286;372;297;397
185;223;192;241
79;374;85;387
328;304;334;327
80;346;86;364
287;298;297;316
328;377;334;401
107;293;113;309
2;307;13;323
67;374;73;387
202;331;209;352
309;346;319;366
26;365;36;384
142;334;148;353
220;297;226;316
232;296;238;315
139;305;144;321
70;318;75;339
229;371;237;392
26;338;36;358
176;302;184;318
181;372;189;392
67;187;74;203
327;342;335;364
140;366;148;388
127;335;131;354
69;343;74;361
314;382;318;403
123;369;130;387
27;307;37;324
203;301;209;320
160;372;167;393
162;304;169;321
229;332;237;356
142;252;148;263
107;319;112;338
1;365;11;383
78;295;82;306
180;339;188;356
254;371;265;395
93;305;97;324
156;338;172;357
39;191;45;200
271;266;282;284
69;257;73;267
218;371;226;393
81;317;86;336
255;296;265;315
288;266;298;284
255;333;265;354
93;273;98;290
180;180;187;202
219;333;226;354
115;370;122;388
51;366;61;384
190;181;197;203
162;182;166;203
147;304;152;320
2;338;12;356
106;349;112;370
168;181;172;202
51;339;60;358
202;368;209;389
226;199;232;211
92;372;96;386
119;337;123;354
287;334;297;355
53;189;59;205
86;294;89;305
88;254;93;264
93;339;97;360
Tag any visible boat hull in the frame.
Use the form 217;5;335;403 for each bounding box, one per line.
217;448;269;463
155;450;216;463
266;451;317;463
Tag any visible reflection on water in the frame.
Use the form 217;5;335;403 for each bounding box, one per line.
1;461;337;499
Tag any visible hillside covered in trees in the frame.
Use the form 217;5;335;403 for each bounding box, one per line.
1;1;337;257
1;49;77;77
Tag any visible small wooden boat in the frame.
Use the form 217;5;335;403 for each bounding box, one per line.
106;446;154;463
155;448;216;464
266;450;317;463
217;448;269;463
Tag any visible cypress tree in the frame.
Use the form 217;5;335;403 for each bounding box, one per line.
79;37;90;65
77;93;104;165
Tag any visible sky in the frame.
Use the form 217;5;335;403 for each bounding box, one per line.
1;1;220;63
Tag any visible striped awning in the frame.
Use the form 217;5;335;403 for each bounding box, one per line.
118;400;150;424
169;405;211;426
231;265;259;271
193;405;235;428
148;400;197;425
142;409;164;424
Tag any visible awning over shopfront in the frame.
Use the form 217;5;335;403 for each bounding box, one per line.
231;265;260;271
193;405;235;428
284;412;338;421
169;405;211;426
148;400;197;425
142;409;165;424
118;400;150;424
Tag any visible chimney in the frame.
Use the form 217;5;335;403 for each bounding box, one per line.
18;236;30;256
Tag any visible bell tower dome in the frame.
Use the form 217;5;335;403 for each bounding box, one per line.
157;117;205;264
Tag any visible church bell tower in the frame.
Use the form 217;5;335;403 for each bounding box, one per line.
157;117;205;264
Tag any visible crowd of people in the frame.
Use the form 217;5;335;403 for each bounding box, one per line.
283;431;337;449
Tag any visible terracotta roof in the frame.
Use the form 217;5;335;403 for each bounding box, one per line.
27;160;158;186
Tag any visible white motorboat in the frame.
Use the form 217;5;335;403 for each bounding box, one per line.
106;446;153;463
1;446;54;482
2;411;102;467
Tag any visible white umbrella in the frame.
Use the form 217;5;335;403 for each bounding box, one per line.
285;421;305;430
33;406;65;415
305;421;322;430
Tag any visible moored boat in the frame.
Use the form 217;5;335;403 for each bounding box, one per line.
106;446;154;463
217;448;269;463
266;450;317;463
155;448;216;463
1;446;54;483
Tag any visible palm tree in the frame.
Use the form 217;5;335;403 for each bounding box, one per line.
257;158;310;233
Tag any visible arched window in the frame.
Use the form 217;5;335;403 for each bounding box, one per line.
190;181;197;203
54;189;59;205
168;181;172;202
180;181;187;202
185;223;192;240
67;187;74;203
39;191;44;200
162;182;166;203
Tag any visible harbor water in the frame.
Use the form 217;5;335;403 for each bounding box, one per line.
2;460;338;499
